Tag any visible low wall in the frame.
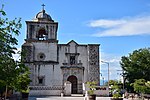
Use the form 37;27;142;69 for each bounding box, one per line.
83;83;109;96
94;86;109;96
29;90;62;96
29;86;63;96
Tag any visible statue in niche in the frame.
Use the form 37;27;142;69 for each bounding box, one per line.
70;56;75;65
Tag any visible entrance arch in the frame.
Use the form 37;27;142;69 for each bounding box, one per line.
67;75;78;94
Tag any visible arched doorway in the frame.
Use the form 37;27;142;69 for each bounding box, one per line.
67;75;78;94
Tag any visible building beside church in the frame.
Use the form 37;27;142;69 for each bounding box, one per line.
22;7;100;96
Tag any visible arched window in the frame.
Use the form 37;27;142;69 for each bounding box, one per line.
38;28;48;40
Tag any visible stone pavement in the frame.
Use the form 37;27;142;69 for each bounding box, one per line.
29;96;129;100
28;94;130;100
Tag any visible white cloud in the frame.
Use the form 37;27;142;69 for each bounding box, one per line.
100;52;122;80
89;15;150;37
89;19;127;28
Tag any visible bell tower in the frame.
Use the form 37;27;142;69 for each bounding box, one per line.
22;6;59;86
23;5;59;62
25;5;58;42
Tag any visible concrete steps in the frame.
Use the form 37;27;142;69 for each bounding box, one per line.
71;94;84;97
29;94;84;100
29;97;130;100
37;97;84;100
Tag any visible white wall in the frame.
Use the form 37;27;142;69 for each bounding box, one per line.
33;42;58;62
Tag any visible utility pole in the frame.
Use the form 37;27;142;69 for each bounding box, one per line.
117;70;125;90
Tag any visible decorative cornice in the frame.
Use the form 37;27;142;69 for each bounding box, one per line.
24;60;59;65
61;66;84;69
25;39;58;43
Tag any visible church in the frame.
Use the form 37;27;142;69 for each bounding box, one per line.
22;6;100;96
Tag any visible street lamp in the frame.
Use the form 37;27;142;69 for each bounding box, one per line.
101;61;110;90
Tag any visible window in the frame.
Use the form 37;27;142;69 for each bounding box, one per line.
70;56;75;65
39;78;43;84
40;55;44;59
38;76;45;85
65;53;79;65
38;28;48;40
37;53;46;61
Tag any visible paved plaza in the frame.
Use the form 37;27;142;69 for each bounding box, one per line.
29;96;129;100
37;97;111;100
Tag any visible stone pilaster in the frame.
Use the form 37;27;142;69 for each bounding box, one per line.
22;43;34;63
88;44;100;85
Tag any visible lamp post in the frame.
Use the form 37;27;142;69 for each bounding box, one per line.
101;61;110;90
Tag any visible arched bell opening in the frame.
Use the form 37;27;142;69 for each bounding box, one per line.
37;28;48;40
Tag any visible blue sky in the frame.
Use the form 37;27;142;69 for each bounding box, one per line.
1;0;150;82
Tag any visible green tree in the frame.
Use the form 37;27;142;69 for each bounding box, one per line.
86;81;97;95
145;81;150;88
120;48;150;92
108;80;118;86
131;79;150;94
14;71;31;93
108;80;123;97
0;5;30;99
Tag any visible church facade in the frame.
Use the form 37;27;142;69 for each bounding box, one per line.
22;7;100;96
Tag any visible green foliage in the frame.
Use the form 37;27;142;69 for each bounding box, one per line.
0;5;30;96
108;80;122;90
145;81;150;88
86;81;97;95
104;80;118;86
0;6;21;58
109;80;123;98
111;85;121;91
109;80;118;85
131;79;150;94
113;92;122;98
120;48;150;91
15;71;31;93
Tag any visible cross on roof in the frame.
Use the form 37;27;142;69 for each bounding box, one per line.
42;4;45;10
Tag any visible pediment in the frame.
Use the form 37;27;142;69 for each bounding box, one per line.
67;40;78;46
